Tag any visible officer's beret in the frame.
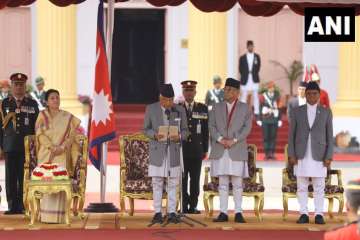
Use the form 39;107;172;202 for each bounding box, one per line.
181;80;197;90
160;84;174;98
35;76;45;85
10;73;27;83
213;75;222;84
225;78;240;89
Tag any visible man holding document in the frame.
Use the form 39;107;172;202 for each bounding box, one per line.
143;83;188;224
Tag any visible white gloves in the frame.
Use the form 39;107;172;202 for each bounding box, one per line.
278;120;283;127
256;120;262;126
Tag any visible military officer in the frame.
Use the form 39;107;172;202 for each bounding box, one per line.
0;73;39;214
257;81;282;160
30;76;46;110
0;80;11;101
179;80;209;214
205;75;224;111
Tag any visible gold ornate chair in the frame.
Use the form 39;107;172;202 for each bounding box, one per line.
23;134;88;217
203;144;265;221
282;144;344;219
119;133;169;216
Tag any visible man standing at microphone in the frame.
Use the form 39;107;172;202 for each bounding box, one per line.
143;83;188;224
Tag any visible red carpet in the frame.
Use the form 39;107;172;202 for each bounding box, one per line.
0;229;325;240
247;117;289;154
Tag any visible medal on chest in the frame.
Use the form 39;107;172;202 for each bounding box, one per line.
196;120;201;134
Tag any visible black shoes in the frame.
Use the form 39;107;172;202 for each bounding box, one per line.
234;212;246;223
315;214;325;224
4;210;16;215
296;214;325;224
213;212;229;222
187;208;201;214
296;214;310;224
151;212;163;224
213;212;246;223
167;212;180;224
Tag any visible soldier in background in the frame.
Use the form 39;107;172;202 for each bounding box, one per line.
257;81;282;160
0;80;11;101
205;75;224;111
31;76;46;110
0;73;39;214
179;80;208;214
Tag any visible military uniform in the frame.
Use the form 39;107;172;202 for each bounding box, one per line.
30;76;46;110
258;82;281;160
0;92;9;101
31;90;46;109
0;73;39;214
205;75;224;111
205;88;224;110
0;79;11;101
180;82;208;212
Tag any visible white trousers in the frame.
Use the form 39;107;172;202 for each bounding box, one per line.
218;175;243;214
152;177;178;213
240;89;259;114
297;177;325;216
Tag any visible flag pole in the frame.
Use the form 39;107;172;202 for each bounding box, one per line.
100;0;115;204
85;0;117;213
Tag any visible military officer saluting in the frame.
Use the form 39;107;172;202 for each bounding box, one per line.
0;73;39;214
179;80;209;214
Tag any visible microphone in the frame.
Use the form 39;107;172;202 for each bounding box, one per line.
171;107;179;116
165;108;171;120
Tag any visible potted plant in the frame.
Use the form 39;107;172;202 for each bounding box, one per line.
270;60;303;97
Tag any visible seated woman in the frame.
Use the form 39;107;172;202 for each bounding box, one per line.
324;178;360;240
35;89;81;223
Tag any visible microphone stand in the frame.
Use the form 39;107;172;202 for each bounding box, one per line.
161;114;207;227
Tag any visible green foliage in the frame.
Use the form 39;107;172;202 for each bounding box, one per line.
270;60;303;96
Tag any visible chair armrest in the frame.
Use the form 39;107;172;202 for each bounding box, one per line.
120;167;126;193
255;168;263;185
329;169;343;187
204;167;210;186
282;168;290;186
24;135;37;180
